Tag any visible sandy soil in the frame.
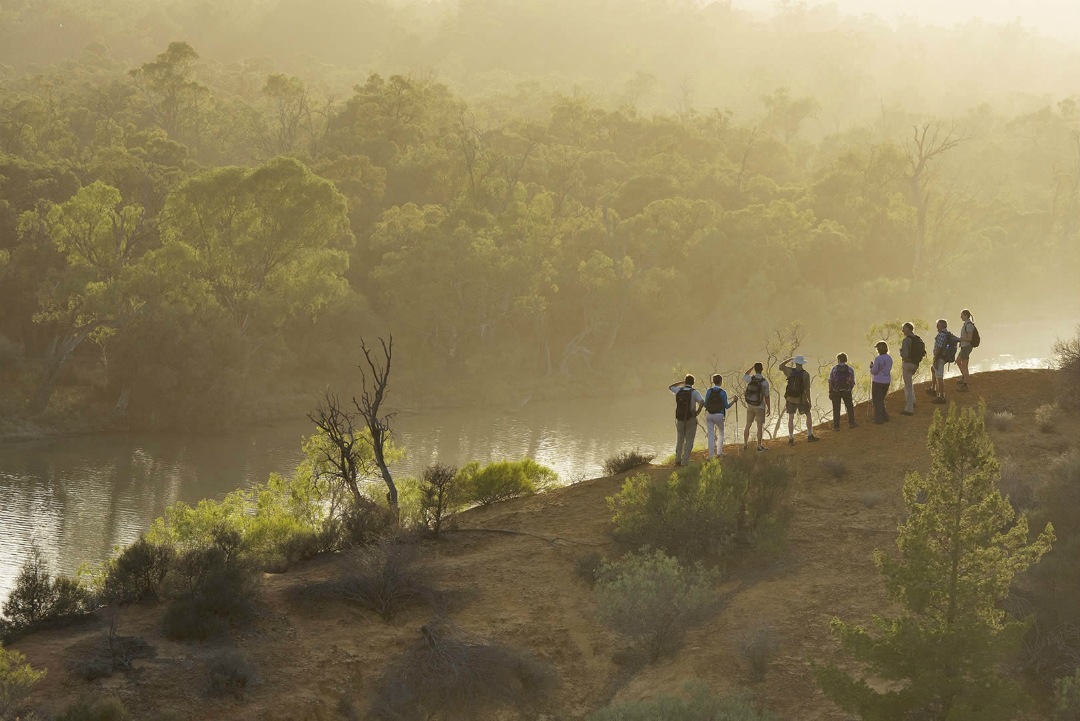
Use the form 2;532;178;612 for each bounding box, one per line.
10;369;1073;720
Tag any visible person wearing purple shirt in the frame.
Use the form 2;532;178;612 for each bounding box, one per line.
869;341;893;424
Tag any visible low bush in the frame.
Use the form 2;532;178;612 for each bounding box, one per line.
608;456;793;562
998;458;1035;511
1;544;93;637
603;450;656;476
1036;404;1060;433
738;624;780;682
988;410;1015;432
1021;450;1080;676
161;529;259;641
1053;326;1080;412
101;537;175;605
1055;668;1080;721
54;696;128;721
819;456;848;479
587;682;774;721
0;643;46;719
856;490;887;508
334;541;439;621
207;649;255;696
456;459;558;506
594;549;720;662
416;463;463;537
371;621;555;720
575;552;605;586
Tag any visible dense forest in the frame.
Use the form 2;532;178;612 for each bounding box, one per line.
1;0;1079;429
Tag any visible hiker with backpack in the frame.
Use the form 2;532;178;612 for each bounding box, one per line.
899;322;925;416
669;375;705;466
704;374;738;459
780;356;820;444
828;353;858;430
741;363;772;452
957;309;979;392
929;319;958;405
870;341;893;424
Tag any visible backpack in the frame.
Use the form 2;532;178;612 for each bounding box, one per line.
784;369;805;402
675;387;695;421
941;333;959;364
909;335;927;364
970;324;981;348
833;364;854;393
744;376;765;406
705;387;726;414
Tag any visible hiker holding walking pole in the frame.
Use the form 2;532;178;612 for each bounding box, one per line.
704;374;739;460
669;374;704;466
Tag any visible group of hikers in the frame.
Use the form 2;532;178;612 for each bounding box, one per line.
667;311;981;465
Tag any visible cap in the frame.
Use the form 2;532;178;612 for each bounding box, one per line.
794;355;806;365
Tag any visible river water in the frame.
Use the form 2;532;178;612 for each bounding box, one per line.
0;354;1051;603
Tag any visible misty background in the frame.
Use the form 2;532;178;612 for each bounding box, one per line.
1;0;1079;432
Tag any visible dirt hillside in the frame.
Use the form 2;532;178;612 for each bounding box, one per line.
11;369;1072;720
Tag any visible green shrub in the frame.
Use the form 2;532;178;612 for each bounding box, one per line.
334;541;439;622
0;643;46;719
456;459;558;506
416;463;463;536
161;529;259;641
371;622;555;720
207;649;255;696
587;682;774;721
1;544;93;636
1055;668;1080;721
1036;403;1060;433
987;410;1015;432
608;456;793;562
101;537;175;604
594;549;720;662
819;456;848;479
603;450;656;476
54;696;128;721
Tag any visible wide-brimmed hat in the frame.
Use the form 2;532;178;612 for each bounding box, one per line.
794;355;806;365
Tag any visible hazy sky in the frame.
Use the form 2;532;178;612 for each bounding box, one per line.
734;0;1080;42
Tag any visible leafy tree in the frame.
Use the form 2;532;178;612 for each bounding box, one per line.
18;181;148;413
0;643;46;720
815;404;1054;721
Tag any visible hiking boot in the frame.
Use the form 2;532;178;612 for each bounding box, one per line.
958;384;970;393
788;437;795;446
832;424;840;431
901;410;914;416
757;446;768;452
932;396;947;405
807;435;820;443
849;422;858;428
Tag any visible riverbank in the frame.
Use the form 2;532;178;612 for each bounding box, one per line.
7;368;1073;720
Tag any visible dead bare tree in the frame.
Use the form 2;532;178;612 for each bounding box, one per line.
307;392;370;509
356;336;399;512
906;122;968;278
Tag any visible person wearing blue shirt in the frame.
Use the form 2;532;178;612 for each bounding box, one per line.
703;374;738;459
870;341;894;424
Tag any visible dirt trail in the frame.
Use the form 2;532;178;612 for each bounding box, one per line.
12;369;1069;720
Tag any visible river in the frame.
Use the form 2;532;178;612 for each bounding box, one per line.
0;354;1052;604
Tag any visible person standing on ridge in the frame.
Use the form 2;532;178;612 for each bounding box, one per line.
957;309;978;392
870;341;893;424
780;355;819;444
741;363;771;452
704;374;738;459
899;322;925;416
929;319;955;405
669;374;704;466
828;352;857;430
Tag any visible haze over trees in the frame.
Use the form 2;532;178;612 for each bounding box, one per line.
1;1;1079;428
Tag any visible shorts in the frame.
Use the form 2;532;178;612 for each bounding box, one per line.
933;359;945;376
958;345;972;361
786;399;811;415
745;405;765;425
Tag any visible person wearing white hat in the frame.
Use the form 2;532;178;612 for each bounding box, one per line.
779;355;819;445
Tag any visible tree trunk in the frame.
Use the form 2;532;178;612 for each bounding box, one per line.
29;324;103;415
